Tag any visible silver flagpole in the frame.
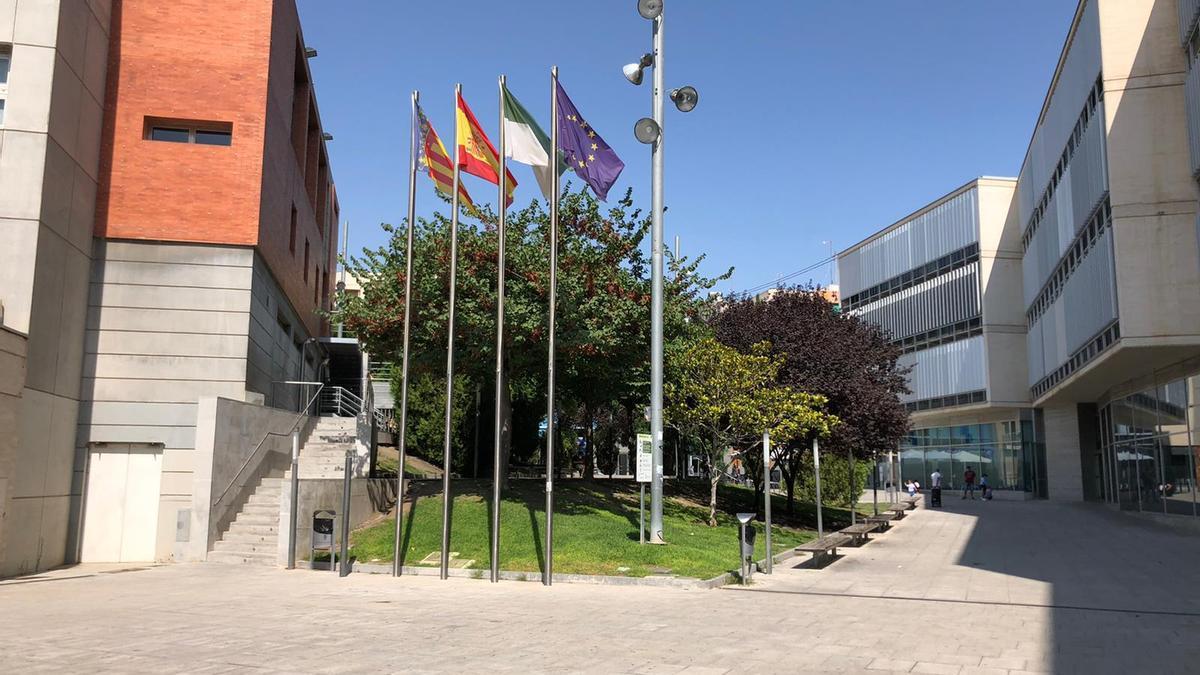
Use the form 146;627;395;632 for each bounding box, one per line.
543;65;559;587
648;0;666;545
440;83;463;580
490;75;508;584
393;90;419;576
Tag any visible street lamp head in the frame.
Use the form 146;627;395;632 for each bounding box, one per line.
670;86;699;113
637;0;663;20
634;117;660;144
622;53;654;86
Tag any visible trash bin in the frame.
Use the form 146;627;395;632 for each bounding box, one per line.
930;487;942;508
312;510;336;572
741;522;757;560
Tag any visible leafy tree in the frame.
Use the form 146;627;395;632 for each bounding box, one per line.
665;338;836;526
334;187;726;482
712;286;910;514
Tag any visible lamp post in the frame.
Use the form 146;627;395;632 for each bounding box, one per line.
625;0;698;544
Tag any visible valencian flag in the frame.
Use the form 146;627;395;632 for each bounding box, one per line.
555;81;624;201
416;102;476;212
456;92;517;205
502;85;564;202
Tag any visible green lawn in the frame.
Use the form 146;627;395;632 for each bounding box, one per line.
346;480;814;580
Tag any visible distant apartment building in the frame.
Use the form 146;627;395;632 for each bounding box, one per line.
1;0;343;576
841;0;1200;521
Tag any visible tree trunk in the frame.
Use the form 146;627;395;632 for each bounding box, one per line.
582;402;595;480
709;473;719;527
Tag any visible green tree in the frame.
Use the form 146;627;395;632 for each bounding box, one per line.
333;187;727;482
665;338;836;526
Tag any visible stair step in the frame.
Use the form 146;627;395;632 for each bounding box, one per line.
239;504;279;516
219;531;279;545
232;514;280;527
225;524;280;537
214;540;278;554
208;551;278;566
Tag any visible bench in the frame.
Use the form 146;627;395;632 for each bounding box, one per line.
900;497;919;509
838;522;880;547
864;513;897;531
795;533;852;568
885;504;908;519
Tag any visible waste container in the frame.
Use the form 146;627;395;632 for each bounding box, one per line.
312;510;336;572
741;522;757;560
930;487;942;508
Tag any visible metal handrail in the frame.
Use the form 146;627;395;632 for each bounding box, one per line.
211;382;324;508
319;386;363;417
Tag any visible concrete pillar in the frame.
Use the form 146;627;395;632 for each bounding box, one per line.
1043;404;1085;501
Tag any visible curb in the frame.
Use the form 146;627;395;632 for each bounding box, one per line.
302;560;734;589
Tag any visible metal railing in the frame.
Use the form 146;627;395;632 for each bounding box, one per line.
212;382;323;508
319;386;363;417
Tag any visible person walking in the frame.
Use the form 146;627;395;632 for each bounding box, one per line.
980;473;991;500
963;466;977;500
929;469;943;507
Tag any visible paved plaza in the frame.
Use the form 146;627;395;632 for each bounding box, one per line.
2;499;1198;674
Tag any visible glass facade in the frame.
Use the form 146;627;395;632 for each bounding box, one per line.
1099;373;1200;518
890;413;1044;492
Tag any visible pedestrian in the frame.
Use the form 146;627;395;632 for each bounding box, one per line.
963;466;977;500
905;479;917;497
980;473;991;500
929;469;943;507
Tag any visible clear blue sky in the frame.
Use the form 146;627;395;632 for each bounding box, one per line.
297;1;1076;293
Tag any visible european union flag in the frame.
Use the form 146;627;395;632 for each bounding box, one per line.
555;81;625;201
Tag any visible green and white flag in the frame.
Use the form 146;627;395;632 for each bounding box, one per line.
502;85;564;202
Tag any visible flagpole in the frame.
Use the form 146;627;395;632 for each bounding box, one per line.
490;74;508;584
440;83;463;581
543;65;559;587
393;90;419;577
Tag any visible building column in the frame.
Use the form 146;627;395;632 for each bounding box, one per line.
1043;403;1086;501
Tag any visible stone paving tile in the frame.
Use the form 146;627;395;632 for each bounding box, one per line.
2;500;1200;672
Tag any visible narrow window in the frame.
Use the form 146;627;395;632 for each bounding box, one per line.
289;206;298;254
304;240;310;282
0;45;10;126
144;117;233;145
314;267;319;303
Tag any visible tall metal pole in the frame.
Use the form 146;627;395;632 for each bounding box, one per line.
813;438;824;539
439;83;464;581
339;449;352;576
392;91;419;577
490;75;509;584
287;430;299;569
647;4;666;545
543;66;560;586
849;447;856;526
762;430;772;574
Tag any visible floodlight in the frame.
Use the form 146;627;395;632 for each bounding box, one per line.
670;86;698;113
322;132;333;141
638;0;663;20
622;53;654;86
634;117;660;144
305;47;318;58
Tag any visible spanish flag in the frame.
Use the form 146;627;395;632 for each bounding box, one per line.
456;93;517;205
416;103;476;213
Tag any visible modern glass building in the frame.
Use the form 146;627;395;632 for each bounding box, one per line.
843;0;1200;520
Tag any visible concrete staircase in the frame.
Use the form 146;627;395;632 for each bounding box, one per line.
208;417;357;566
294;416;356;479
208;477;284;566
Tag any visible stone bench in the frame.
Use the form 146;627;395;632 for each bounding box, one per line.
838;522;880;546
885;504;908;519
795;533;852;568
864;513;897;531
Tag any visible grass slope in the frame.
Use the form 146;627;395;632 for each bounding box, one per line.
347;481;817;580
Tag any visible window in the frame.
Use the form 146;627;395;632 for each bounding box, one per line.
0;45;10;126
304;240;310;282
289;206;298;254
313;266;319;303
144;117;233;146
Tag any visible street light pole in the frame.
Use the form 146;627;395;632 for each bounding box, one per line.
648;2;666;546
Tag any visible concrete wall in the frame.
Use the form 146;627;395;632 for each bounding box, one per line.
188;396;315;561
246;256;320;411
80;239;319;562
0;0;110;578
0;327;28;572
277;477;392;564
